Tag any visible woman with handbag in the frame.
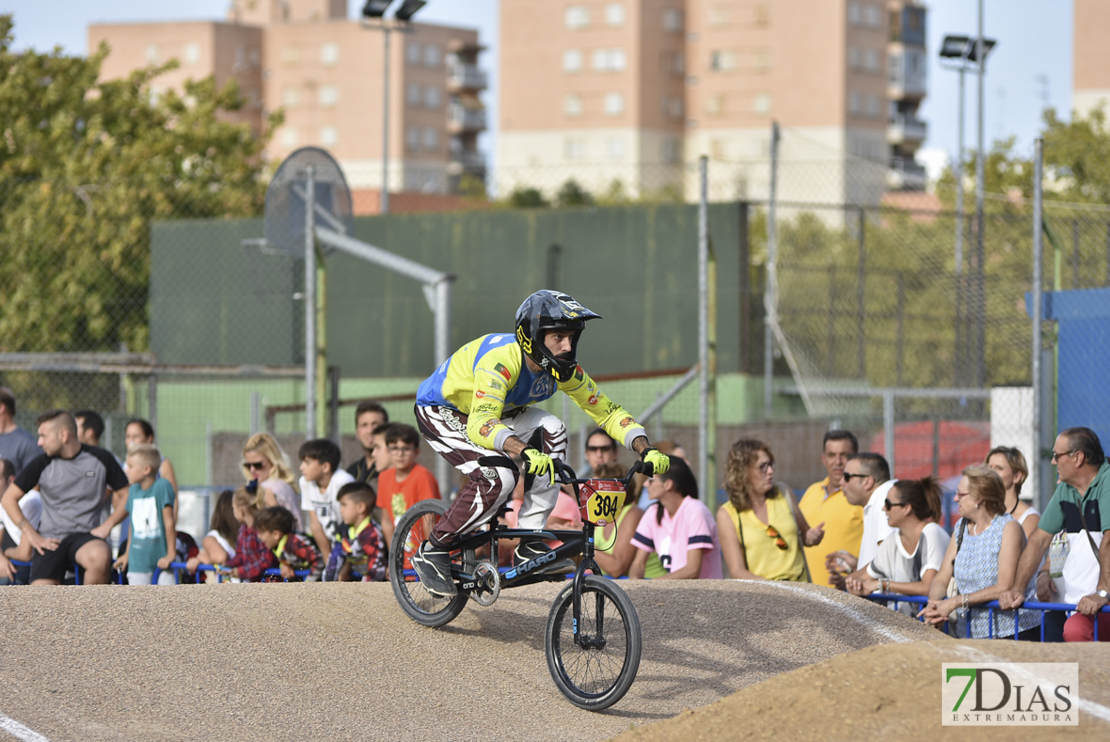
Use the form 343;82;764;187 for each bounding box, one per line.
845;477;950;615
918;465;1040;639
716;439;824;581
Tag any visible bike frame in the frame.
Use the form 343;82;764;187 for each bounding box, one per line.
445;462;641;649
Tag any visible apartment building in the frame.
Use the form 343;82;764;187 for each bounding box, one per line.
89;0;487;198
1073;0;1110;119
498;0;928;205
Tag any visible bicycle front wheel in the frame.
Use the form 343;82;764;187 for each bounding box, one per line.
389;499;467;627
544;575;641;710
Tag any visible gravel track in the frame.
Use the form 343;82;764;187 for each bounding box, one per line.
0;579;937;742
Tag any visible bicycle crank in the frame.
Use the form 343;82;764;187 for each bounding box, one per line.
464;559;501;606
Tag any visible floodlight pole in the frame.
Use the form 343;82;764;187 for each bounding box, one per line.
974;0;986;388
381;24;392;214
304;166;317;439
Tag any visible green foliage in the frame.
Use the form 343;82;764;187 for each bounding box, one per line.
506;186;549;208
456;173;488;201
0;15;279;353
555;178;593;207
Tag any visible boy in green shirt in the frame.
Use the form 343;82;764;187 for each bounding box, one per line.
114;444;176;585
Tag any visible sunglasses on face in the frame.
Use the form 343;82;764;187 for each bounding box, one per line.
766;525;788;550
883;498;909;510
842;472;866;481
756;461;774;473
586;445;615;453
1050;449;1077;463
242;461;267;471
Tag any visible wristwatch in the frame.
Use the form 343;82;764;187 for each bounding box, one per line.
1098;589;1109;602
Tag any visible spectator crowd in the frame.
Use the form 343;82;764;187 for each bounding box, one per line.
1;386;1108;644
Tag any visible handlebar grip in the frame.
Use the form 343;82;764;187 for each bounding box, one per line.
555;459;578;484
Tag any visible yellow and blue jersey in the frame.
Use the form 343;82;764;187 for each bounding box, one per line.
417;333;646;452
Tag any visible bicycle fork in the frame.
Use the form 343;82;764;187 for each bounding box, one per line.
572;534;607;650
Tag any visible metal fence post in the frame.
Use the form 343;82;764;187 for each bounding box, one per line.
304;165;317;440
884;389;896;476
1032;138;1044;511
698;155;710;497
764;121;780;418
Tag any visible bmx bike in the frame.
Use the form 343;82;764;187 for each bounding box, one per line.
388;461;644;711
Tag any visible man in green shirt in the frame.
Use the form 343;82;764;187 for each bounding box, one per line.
1000;427;1110;641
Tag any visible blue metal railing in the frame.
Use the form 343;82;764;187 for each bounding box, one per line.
866;592;1110;641
8;560;311;584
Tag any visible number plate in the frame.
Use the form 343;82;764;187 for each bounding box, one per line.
578;479;626;526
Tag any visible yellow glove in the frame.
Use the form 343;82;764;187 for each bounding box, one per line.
641;448;670;477
521;447;556;486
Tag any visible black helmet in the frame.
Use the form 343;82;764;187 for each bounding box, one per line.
515;290;601;382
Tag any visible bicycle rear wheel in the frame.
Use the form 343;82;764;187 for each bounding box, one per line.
545;575;641;710
389;499;467;627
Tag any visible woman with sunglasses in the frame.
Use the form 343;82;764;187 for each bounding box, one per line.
716;439;824;581
918;464;1040;640
985;446;1040;540
241;433;302;532
845;477;950;614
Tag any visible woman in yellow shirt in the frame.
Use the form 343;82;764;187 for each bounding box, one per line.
717;439;825;581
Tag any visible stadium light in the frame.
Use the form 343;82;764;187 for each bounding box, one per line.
939;34;995;63
394;0;427;22
361;0;394;18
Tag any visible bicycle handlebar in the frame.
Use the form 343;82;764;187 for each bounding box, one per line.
555;459;648;486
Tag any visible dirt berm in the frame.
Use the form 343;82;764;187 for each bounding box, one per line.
1;579;1101;741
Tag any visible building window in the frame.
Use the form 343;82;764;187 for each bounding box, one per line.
424;44;440;67
424;86;441;108
319;85;339;107
754;4;770;26
705;94;724;116
604;92;624;116
406;126;420;151
710;138;726;160
565;137;586;160
865;48;880;72
183;42;200;65
563;49;582;72
235;46;246;69
564;94;582;117
282;87;299;107
710;50;737;71
282;45;299;63
282;127;298;146
849;47;861;70
708;6;729;27
406;83;421;105
662;137;680;163
661;95;683;119
864;4;882;28
754;49;771;72
145;44;160;64
565;6;589;29
249;48;260;67
848;91;862;115
605;3;625;26
866;94;881;118
406;42;421;64
592;48;626;72
320;126;338;146
753;93;772;115
662;8;682;32
848;2;862;26
606;137;625;159
423;127;439;150
320;42;339;66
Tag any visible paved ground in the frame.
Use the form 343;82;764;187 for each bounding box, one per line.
10;579;1095;741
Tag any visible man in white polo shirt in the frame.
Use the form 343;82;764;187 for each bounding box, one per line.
826;452;896;589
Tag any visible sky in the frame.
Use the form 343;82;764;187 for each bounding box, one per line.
0;0;1074;173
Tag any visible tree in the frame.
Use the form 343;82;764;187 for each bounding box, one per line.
506;186;549;208
0;15;280;354
555;178;593;207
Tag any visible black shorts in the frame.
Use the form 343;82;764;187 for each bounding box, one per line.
29;533;106;583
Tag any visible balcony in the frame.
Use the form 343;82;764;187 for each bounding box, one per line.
888;50;927;99
888;114;928;145
447;62;488;91
448;149;486;174
448;103;487;132
887;157;927;191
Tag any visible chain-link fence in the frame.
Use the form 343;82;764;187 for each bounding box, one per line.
3;134;1089;515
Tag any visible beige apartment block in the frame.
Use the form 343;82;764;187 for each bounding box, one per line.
89;0;486;196
1073;0;1110;119
498;0;687;199
499;0;924;207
